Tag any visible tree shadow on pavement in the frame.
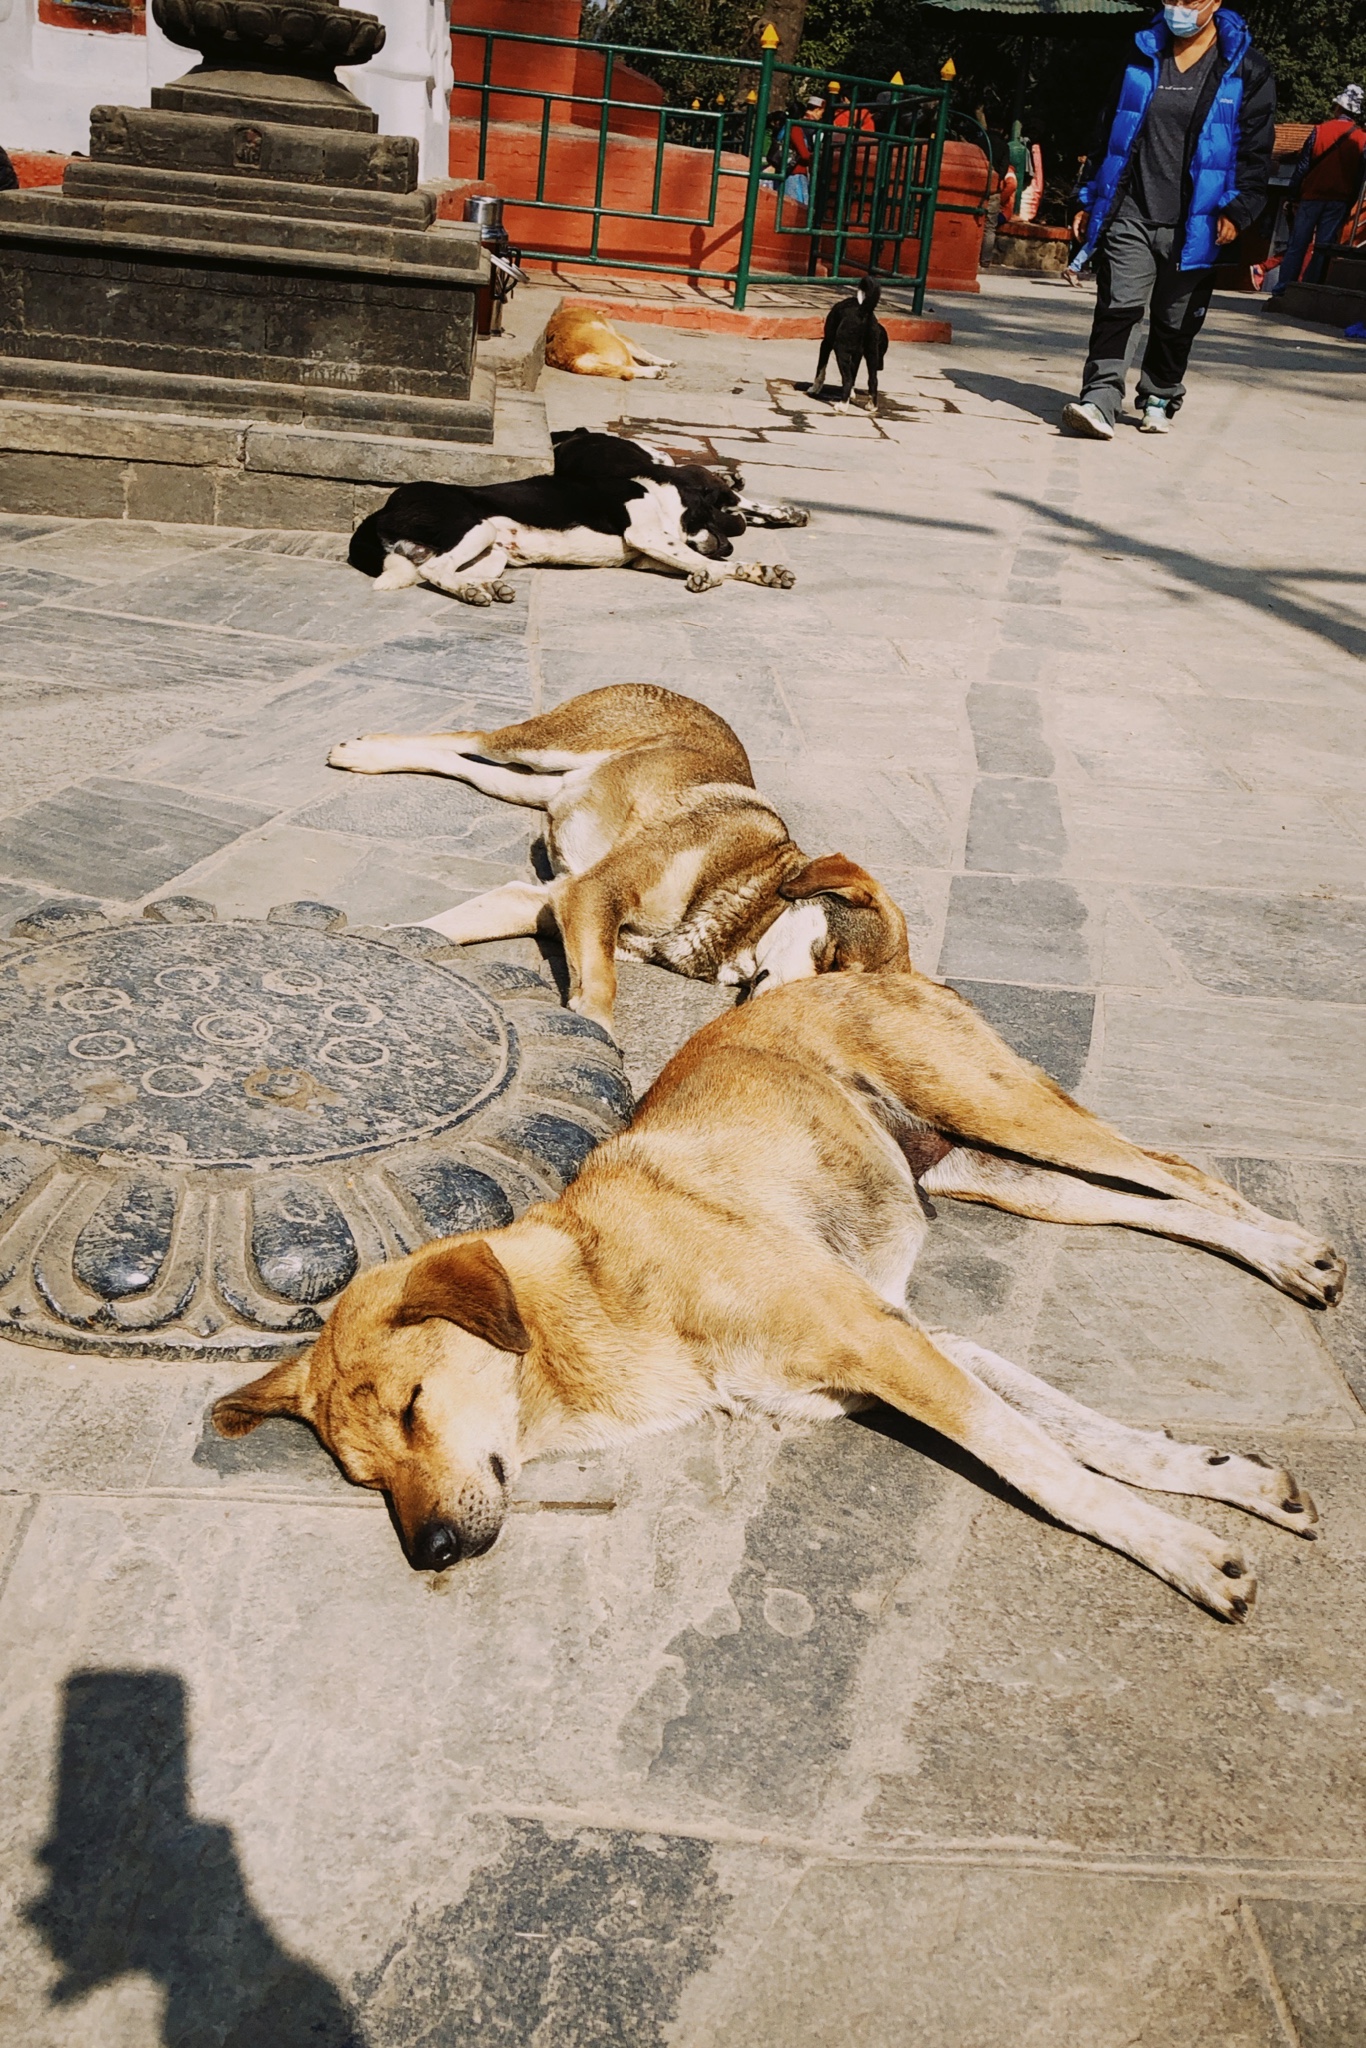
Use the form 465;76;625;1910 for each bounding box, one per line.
1005;495;1366;664
25;1668;364;2048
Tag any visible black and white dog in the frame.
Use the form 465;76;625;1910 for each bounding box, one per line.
349;443;796;605
551;428;810;547
810;276;889;411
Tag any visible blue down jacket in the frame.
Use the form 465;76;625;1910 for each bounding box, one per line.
1075;9;1276;271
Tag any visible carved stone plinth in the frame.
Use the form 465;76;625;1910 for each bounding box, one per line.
0;0;524;522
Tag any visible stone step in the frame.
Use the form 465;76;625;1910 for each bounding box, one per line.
0;376;551;531
1272;276;1366;328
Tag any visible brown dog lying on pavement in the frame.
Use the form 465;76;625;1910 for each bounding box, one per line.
544;302;676;380
214;971;1344;1619
328;684;909;1036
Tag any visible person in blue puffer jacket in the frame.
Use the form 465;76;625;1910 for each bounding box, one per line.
1061;1;1275;438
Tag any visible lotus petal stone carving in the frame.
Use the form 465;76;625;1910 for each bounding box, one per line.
152;0;386;71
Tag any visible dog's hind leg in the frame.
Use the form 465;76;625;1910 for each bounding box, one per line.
809;341;832;400
418;880;554;944
926;1329;1318;1538
821;1294;1256;1618
328;733;565;804
920;1147;1344;1310
626;341;676;368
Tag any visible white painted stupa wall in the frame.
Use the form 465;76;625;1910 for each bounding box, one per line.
0;0;452;178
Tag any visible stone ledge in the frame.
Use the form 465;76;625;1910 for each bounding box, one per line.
0;381;552;529
0;357;497;443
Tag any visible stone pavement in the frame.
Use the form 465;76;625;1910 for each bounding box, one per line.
0;272;1364;2046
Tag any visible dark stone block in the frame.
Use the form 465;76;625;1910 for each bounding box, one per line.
251;1180;358;1303
73;1181;177;1299
125;463;219;527
1140;887;1366;1003
966;684;1055;777
647;1423;950;1821
0;240;479;402
0;449;128;520
0;563;92;611
965;776;1067;875
351;1817;721;2048
947;980;1095;1093
388;1159;515;1238
939;875;1091;987
0;780;271;901
1251;1899;1366;2048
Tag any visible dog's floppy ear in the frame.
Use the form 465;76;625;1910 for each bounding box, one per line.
392;1238;532;1354
212;1356;312;1438
779;853;880;907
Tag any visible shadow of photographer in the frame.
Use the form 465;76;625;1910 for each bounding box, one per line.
26;1668;364;2048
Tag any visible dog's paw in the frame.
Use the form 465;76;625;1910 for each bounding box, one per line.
490;582;517;604
1241;1223;1346;1309
327;734;399;774
1182;1533;1258;1622
685;568;722;593
733;562;795;589
453;582;494;607
783;505;811;527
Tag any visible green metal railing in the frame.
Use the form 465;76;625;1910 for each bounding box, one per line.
449;29;968;311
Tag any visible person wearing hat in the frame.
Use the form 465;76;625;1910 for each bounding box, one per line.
1271;84;1365;295
1062;2;1276;440
778;95;826;209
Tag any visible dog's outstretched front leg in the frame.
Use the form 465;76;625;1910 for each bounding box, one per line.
553;876;620;1036
418;880;554;944
833;1300;1257;1619
927;1330;1318;1539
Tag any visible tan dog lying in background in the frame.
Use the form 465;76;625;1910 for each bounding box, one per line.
216;972;1343;1619
545;303;675;380
328;684;909;1035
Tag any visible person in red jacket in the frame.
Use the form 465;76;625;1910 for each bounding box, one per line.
1272;84;1365;294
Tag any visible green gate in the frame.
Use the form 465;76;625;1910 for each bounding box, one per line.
451;28;975;311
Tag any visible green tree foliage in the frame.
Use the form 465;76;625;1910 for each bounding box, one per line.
590;0;1366;207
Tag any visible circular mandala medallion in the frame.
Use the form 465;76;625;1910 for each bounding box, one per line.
0;903;632;1362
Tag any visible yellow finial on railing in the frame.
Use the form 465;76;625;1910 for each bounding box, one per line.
760;23;779;49
940;57;957;82
890;70;904;85
746;89;758;103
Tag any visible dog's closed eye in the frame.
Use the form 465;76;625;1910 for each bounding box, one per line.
401;1384;422;1438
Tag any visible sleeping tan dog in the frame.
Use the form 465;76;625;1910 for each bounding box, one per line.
215;972;1344;1619
328;684;909;1035
544;303;675;380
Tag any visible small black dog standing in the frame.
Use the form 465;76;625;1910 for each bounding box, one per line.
811;275;889;409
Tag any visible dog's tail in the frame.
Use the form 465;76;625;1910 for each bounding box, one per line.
348;511;387;578
856;274;882;312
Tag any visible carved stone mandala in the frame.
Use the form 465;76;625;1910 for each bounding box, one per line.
0;899;632;1361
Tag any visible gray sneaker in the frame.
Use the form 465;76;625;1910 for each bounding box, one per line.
1138;398;1172;434
1061;400;1114;441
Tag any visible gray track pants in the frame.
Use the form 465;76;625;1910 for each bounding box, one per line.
1079;211;1216;423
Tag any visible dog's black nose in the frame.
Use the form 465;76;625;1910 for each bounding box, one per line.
411;1519;463;1572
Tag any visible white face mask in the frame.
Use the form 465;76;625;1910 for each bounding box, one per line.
1164;4;1203;34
